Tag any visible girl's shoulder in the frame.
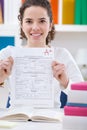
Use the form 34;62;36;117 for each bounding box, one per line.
53;46;71;56
0;45;15;52
53;46;74;63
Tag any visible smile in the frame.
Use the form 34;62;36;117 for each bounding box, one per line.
31;33;42;36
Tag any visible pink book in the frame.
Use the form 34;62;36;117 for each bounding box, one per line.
71;82;87;90
64;106;87;116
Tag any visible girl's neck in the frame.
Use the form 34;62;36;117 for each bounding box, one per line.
24;43;50;48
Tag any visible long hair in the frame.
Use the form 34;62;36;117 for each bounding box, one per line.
18;0;55;45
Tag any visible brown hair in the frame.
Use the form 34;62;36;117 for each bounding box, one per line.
18;0;55;45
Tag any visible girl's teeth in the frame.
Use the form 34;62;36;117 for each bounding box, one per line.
32;34;40;36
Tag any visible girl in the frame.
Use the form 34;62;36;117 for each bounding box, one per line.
0;0;83;108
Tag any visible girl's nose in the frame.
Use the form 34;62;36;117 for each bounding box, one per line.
32;23;40;31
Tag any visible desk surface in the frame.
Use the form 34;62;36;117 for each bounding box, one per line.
0;121;63;130
0;108;64;130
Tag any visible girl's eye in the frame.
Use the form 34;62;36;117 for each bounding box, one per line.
26;20;32;24
40;20;46;23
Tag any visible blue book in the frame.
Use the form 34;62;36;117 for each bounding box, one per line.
0;36;14;50
66;102;87;107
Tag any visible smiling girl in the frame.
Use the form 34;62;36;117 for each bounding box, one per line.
0;0;83;108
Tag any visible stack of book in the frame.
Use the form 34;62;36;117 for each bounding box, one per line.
63;82;87;130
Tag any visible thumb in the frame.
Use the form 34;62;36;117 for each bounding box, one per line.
8;56;14;65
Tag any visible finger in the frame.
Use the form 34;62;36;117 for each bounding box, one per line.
4;57;14;66
4;66;11;75
8;56;14;65
51;61;58;67
53;66;65;78
1;62;13;75
53;64;65;72
4;57;13;69
56;69;65;76
0;60;3;66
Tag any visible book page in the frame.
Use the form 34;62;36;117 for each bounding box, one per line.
31;109;63;122
0;106;34;121
10;48;54;108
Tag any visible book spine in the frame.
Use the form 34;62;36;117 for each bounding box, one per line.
64;106;87;116
62;0;75;24
0;4;3;24
74;0;82;24
50;0;59;24
68;90;87;103
63;115;87;129
66;102;87;107
0;0;4;24
71;82;87;90
81;0;87;24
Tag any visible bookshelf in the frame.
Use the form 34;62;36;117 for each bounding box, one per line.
0;0;21;47
55;24;87;32
0;24;21;47
52;0;87;60
56;0;87;31
0;0;87;51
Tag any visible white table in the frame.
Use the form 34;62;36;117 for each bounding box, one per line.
0;121;63;130
0;108;64;130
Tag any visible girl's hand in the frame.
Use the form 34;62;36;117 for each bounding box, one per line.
52;61;69;88
0;56;14;84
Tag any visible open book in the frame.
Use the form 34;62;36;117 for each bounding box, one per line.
0;107;63;122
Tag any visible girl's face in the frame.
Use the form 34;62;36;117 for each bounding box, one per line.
21;6;52;47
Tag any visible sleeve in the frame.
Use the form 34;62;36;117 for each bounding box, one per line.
0;79;10;108
55;47;84;95
0;46;12;108
0;46;12;60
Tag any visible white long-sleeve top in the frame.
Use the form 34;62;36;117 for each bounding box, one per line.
0;46;84;108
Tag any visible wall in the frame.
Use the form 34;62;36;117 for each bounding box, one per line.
51;32;87;60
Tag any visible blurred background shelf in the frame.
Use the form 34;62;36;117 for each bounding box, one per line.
55;25;87;32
